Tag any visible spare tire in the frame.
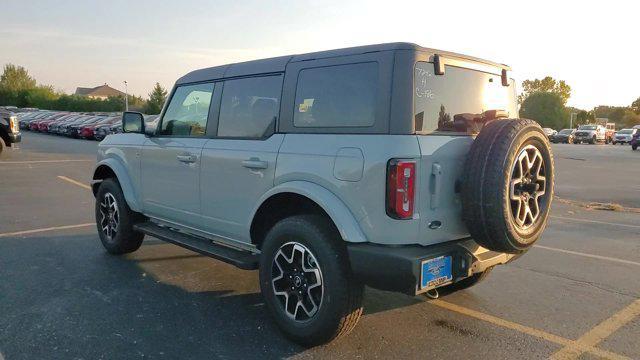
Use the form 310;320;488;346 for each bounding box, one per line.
461;119;554;253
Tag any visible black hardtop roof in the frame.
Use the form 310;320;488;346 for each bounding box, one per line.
176;42;510;85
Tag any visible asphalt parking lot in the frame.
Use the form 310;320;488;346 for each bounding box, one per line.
1;132;639;360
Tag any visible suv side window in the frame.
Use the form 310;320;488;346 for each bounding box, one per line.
160;83;214;136
217;75;283;139
293;62;378;128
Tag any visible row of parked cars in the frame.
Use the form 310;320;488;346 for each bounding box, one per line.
545;124;640;150
17;110;158;140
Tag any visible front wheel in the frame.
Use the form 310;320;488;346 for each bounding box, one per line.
95;178;144;254
0;136;5;156
259;215;364;346
633;144;638;151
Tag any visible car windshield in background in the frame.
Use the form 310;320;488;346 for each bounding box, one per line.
413;62;518;134
618;129;633;134
559;129;573;134
579;125;597;130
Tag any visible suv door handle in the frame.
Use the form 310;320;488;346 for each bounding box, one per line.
177;154;197;163
242;158;268;169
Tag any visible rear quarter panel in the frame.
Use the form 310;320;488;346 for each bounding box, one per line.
276;134;423;245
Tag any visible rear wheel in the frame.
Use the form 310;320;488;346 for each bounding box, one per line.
0;136;5;156
259;215;364;346
95;178;144;254
461;119;554;253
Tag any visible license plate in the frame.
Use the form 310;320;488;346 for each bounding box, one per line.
421;255;453;290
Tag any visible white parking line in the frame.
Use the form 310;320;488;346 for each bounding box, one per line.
0;159;93;164
550;215;640;229
533;245;640;267
0;223;94;238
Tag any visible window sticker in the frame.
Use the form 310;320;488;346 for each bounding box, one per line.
415;67;435;99
298;98;314;113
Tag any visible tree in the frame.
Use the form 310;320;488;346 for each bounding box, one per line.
144;82;168;114
0;64;36;93
520;92;568;129
632;97;640;114
518;76;571;105
622;110;640;128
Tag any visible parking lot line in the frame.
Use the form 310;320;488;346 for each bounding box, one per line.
57;175;91;190
430;300;629;360
533;245;640;267
550;215;640;229
550;299;640;359
0;159;93;164
0;223;94;238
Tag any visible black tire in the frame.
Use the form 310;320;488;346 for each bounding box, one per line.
461;119;554;253
590;136;596;144
435;267;494;297
259;215;364;347
0;136;5;156
633;144;638;151
95;178;144;254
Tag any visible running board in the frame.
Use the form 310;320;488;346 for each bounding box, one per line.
133;222;259;270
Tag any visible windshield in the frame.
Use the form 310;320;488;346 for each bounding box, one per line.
559;129;573;134
618;129;633;134
413;62;517;133
579;125;597;130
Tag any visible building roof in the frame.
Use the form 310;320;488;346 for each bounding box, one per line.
177;42;511;85
74;84;125;98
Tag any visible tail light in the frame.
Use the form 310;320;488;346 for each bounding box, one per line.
386;159;416;219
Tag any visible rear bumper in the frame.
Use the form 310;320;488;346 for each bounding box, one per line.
347;239;515;296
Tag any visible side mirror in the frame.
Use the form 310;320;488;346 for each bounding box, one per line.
122;112;144;134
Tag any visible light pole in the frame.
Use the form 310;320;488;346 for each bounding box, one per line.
570;112;577;129
124;81;128;111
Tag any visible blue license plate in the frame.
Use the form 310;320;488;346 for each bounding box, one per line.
421;256;453;289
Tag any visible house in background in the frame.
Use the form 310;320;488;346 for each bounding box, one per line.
74;84;125;100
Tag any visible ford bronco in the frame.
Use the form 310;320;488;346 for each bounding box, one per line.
92;43;554;346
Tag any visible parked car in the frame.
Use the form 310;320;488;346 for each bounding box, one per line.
542;127;557;138
574;124;606;144
604;122;616;144
550;128;575;143
612;128;638;145
630;131;640;150
59;115;95;136
79;116;120;139
91;43;555;346
30;112;68;131
0;108;21;156
20;111;51;129
67;116;106;138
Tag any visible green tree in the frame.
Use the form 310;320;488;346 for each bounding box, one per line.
631;97;640;114
144;82;168;114
622;110;640;128
518;76;571;105
0;64;36;93
520;92;568;129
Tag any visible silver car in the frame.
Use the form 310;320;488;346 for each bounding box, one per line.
91;43;554;346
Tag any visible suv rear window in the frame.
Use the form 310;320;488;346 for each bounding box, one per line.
413;62;518;133
293;62;378;128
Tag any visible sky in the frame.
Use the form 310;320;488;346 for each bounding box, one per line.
0;0;637;110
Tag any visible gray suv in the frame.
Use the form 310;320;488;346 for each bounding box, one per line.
92;43;554;346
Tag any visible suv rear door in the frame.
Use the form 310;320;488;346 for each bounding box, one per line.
140;82;217;229
413;59;518;245
199;75;284;244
